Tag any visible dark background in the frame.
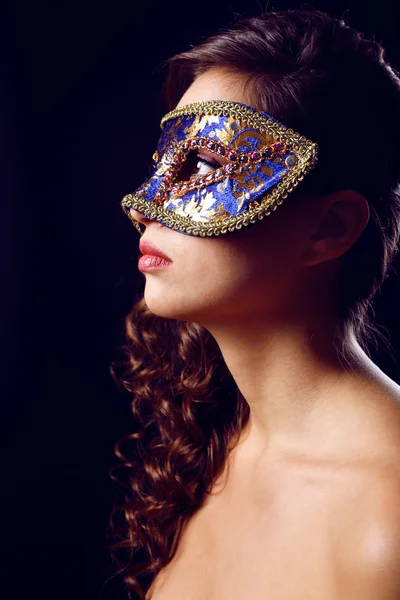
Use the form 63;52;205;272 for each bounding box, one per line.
1;1;399;598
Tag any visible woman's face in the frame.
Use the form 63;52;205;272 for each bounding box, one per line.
130;67;323;328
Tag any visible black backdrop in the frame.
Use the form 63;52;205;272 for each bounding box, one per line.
1;1;399;599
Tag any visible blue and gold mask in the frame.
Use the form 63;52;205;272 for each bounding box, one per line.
121;100;318;236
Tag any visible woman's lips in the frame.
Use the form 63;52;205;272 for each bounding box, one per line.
138;239;172;271
138;255;172;271
139;239;172;262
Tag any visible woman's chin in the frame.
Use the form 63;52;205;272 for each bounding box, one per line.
143;293;212;324
143;294;190;321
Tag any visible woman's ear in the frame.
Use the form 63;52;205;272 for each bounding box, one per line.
302;189;370;268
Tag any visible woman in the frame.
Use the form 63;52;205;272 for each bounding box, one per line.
110;8;400;600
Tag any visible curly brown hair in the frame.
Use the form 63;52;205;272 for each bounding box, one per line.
108;8;400;600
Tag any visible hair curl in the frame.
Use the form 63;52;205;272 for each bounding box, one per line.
108;9;400;599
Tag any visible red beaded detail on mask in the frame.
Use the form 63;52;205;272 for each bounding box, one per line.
152;137;290;206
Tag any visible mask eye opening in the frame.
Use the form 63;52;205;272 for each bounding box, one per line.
174;149;199;182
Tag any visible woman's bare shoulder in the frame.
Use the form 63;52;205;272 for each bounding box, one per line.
334;468;400;599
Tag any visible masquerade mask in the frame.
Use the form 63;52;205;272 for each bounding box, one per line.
121;100;318;236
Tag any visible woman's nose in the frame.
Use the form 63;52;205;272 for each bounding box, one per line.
129;208;152;233
130;208;150;224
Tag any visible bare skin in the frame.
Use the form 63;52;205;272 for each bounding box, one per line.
131;67;400;599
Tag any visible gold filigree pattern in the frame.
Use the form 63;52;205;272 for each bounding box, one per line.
231;163;265;207
213;120;237;145
157;115;185;157
231;129;270;152
165;190;220;222
182;114;221;138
